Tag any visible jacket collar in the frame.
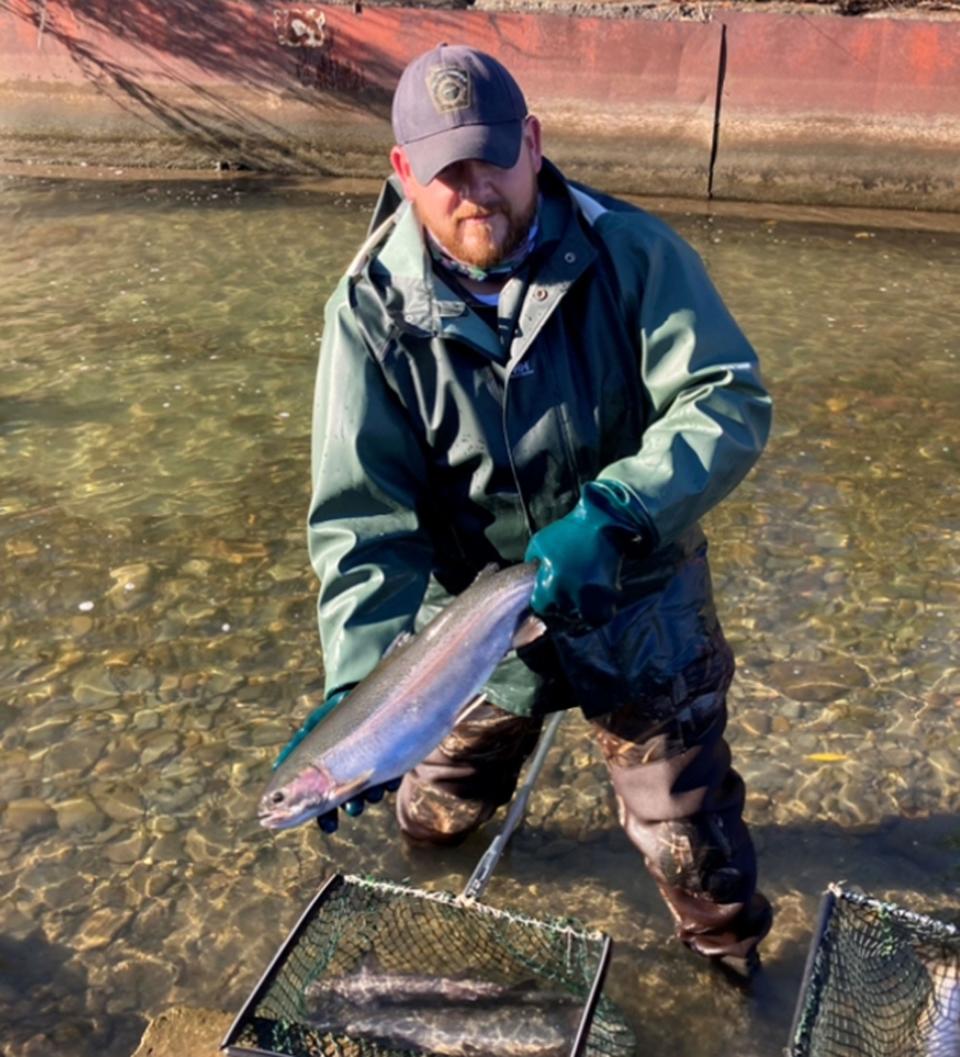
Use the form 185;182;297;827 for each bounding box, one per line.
358;161;600;360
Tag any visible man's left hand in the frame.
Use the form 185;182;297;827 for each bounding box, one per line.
315;777;403;833
524;479;649;628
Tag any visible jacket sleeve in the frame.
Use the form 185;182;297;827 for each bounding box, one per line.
597;219;773;547
307;278;434;697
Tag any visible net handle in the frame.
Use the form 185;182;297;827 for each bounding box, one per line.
460;709;565;902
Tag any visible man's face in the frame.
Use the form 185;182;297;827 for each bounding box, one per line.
391;117;543;270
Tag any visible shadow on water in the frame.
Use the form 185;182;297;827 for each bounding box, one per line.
0;930;146;1056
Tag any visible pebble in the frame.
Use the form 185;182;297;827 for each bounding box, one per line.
104;831;147;865
5;798;56;837
132;709;161;732
91;782;144;823
42;735;108;777
737;709;772;736
107;562;154;611
72;671;121;708
139;733;180;767
55;797;107;833
74;907;133;951
146;833;184;862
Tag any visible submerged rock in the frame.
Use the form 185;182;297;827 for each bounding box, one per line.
130;1005;233;1057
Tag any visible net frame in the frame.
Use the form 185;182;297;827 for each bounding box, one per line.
787;882;960;1057
220;873;622;1057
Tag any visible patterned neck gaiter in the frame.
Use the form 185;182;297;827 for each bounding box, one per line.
427;205;540;284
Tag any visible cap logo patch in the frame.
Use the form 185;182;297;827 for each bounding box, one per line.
426;64;472;114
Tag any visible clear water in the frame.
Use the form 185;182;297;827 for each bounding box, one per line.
1;173;958;1057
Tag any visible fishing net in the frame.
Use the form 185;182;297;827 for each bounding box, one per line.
788;883;960;1057
222;873;636;1057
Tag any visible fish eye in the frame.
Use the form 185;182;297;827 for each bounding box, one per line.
271;791;285;804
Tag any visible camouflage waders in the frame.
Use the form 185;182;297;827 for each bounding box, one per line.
396;639;771;964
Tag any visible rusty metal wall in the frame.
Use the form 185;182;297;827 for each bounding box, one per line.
2;0;960;209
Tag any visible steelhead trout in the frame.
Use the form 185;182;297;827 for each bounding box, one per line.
305;1002;580;1057
917;948;960;1057
259;562;541;831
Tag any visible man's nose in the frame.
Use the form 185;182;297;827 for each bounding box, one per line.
457;160;496;199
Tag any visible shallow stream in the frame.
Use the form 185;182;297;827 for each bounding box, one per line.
1;172;958;1056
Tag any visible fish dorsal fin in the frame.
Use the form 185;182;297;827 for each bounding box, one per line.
470;563;501;585
383;630;415;657
512;614;547;650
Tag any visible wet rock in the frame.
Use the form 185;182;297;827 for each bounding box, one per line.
74;907;133;951
104;830;147;864
184;826;225;864
72;669;121;708
181;559;211;577
0;836;20;862
139;732;180;766
5;798;56;837
146;832;184;862
42;734;108;777
22;716;71;748
43;874;91;910
114;666;159;693
151;781;203;814
109;955;177;1011
107;562;155;611
55;796;107;833
91;781;144;822
131;1005;233;1057
737;709;772;736
158;674;181;702
96;739;142;773
132;708;161;731
767;657;869;703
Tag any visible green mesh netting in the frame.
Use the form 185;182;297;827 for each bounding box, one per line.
224;874;636;1057
789;884;960;1057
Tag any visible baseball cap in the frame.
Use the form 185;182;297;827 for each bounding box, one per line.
391;44;528;185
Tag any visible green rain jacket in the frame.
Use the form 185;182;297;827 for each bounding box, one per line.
308;161;772;718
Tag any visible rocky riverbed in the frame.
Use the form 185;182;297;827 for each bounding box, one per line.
1;174;957;1057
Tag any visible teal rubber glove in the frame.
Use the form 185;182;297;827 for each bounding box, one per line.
524;479;652;628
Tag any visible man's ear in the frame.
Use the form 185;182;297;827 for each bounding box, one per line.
524;115;543;175
390;146;417;199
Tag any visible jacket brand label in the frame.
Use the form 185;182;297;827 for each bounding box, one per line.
512;362;535;377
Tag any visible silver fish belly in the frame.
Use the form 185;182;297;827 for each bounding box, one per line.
918;950;960;1057
331;1005;577;1057
259;562;539;830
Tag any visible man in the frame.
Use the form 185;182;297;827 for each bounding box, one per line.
304;43;773;976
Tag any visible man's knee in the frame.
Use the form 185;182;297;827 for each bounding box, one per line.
395;702;542;845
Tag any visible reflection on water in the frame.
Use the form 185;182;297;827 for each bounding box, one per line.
1;174;958;1057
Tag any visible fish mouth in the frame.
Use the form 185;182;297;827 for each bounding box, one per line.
258;802;328;831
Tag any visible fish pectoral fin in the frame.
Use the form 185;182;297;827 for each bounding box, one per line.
335;770;376;802
512;614;547;650
383;629;416;657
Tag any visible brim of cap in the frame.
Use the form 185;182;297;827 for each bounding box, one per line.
404;120;524;186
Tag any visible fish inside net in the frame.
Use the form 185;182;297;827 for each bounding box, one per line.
789;884;960;1057
224;874;637;1057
